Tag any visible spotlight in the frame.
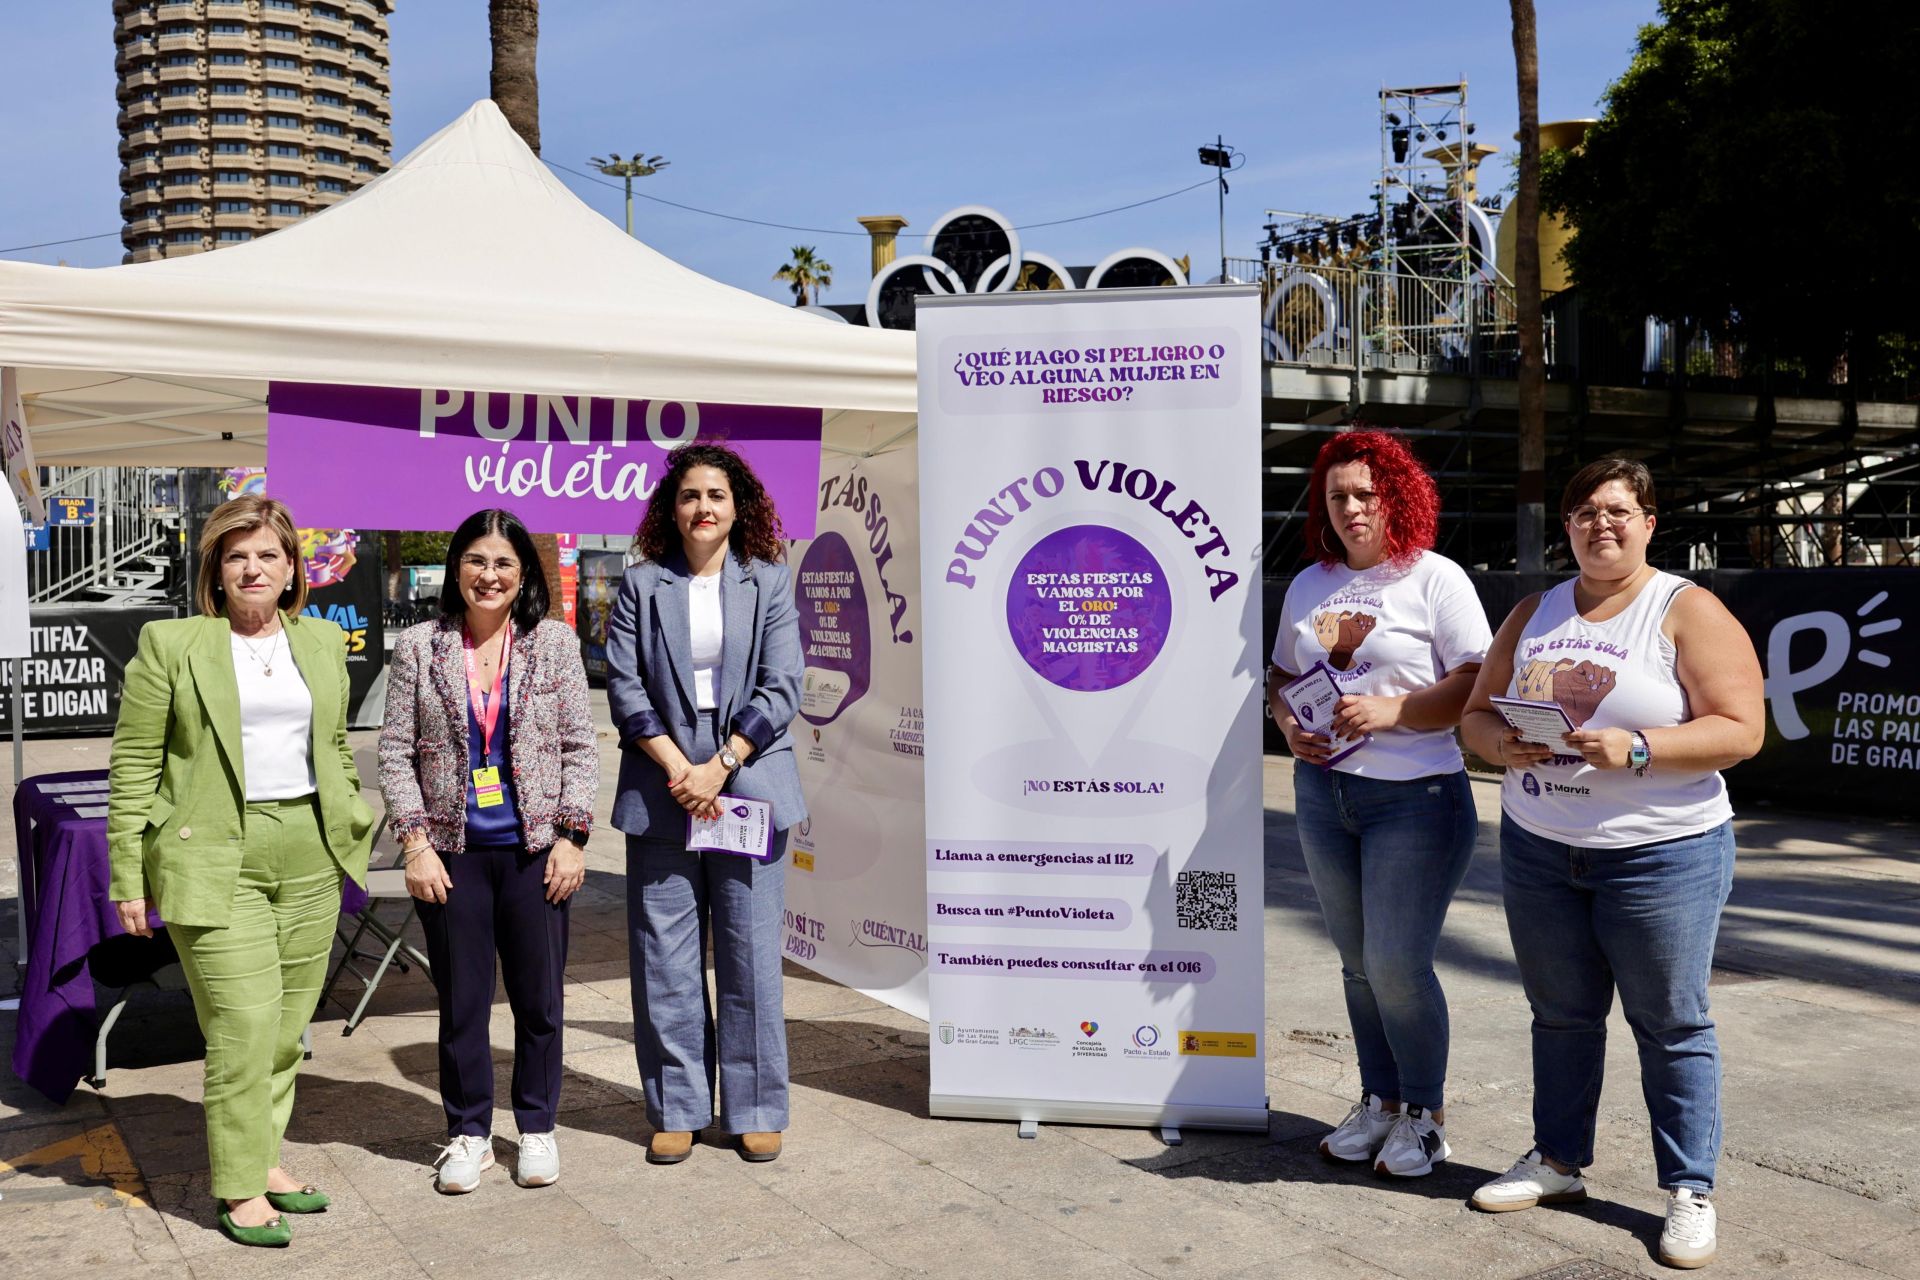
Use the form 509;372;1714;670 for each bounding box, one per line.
1466;123;1477;135
1385;113;1401;125
1391;127;1409;163
1435;128;1447;141
1415;130;1427;142
1197;144;1232;168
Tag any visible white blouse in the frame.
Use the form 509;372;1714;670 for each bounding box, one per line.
689;572;724;711
230;630;317;800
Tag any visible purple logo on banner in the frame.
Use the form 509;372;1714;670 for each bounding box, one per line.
795;532;872;725
265;382;822;536
1005;524;1172;692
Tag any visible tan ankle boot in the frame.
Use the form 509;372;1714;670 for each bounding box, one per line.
737;1131;782;1162
646;1131;694;1164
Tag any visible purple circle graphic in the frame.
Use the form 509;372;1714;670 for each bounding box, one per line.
1005;524;1172;692
796;532;872;725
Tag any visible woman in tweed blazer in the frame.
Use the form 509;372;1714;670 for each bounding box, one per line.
378;508;597;1193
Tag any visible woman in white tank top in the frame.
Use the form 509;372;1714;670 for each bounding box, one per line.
1458;459;1765;1269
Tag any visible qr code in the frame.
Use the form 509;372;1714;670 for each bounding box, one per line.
1175;869;1238;931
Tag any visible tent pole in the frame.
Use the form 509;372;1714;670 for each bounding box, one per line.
10;657;23;969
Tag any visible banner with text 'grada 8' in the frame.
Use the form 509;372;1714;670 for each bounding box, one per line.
785;443;929;1018
916;286;1266;1131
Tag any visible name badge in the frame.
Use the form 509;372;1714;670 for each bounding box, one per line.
472;765;505;808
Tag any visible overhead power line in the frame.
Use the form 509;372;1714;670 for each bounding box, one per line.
547;160;1229;236
0;231;124;254
1;164;1232;258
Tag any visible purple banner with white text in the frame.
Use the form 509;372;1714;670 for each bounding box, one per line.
266;382;823;536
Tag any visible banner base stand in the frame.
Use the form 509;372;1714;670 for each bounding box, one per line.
931;1094;1268;1134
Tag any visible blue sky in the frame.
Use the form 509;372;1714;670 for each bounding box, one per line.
1;1;1658;305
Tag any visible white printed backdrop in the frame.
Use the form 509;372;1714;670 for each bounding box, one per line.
917;287;1267;1130
785;444;929;1019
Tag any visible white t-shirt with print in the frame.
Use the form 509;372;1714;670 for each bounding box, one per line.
1272;550;1492;781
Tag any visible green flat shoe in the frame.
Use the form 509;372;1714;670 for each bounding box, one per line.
215;1201;292;1248
265;1185;331;1213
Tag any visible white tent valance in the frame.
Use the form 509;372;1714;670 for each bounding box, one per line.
0;101;916;466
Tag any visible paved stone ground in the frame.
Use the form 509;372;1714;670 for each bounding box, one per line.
2;715;1916;1279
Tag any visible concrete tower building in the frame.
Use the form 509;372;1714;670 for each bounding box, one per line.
113;0;395;263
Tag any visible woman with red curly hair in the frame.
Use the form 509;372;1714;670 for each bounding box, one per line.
606;442;806;1166
1266;428;1491;1177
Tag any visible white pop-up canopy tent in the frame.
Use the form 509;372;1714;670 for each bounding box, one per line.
0;99;916;466
0;100;925;1003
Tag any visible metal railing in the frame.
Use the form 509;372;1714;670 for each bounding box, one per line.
1228;258;1554;375
29;467;182;605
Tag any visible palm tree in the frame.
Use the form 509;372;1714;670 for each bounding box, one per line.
774;246;833;307
490;0;541;155
489;0;561;615
1510;0;1546;574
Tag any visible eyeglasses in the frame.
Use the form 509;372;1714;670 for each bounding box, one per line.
1568;505;1651;530
459;555;521;575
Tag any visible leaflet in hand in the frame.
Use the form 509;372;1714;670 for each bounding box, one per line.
1278;661;1369;767
1489;695;1577;746
686;794;775;860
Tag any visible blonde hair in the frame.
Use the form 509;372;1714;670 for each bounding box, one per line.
195;496;309;618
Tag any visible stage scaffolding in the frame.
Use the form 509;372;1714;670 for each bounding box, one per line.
1241;82;1919;575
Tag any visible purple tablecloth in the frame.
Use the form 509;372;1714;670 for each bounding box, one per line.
10;771;369;1104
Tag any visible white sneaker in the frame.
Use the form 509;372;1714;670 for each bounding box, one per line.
1374;1104;1450;1176
1470;1148;1588;1212
1659;1188;1717;1269
1319;1091;1397;1163
515;1131;559;1188
434;1133;496;1194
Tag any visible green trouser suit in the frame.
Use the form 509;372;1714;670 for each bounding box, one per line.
108;613;374;1200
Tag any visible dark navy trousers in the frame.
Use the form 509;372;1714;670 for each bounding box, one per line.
417;841;570;1138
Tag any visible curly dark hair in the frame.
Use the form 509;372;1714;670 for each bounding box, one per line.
1303;427;1441;567
632;441;787;566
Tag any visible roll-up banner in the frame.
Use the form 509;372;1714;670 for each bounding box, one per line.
916;286;1267;1131
786;444;928;1018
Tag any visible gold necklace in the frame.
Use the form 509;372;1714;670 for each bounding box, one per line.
236;628;282;677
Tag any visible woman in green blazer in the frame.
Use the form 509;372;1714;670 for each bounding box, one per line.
107;495;375;1248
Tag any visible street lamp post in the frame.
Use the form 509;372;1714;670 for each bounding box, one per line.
588;151;671;236
1197;136;1237;283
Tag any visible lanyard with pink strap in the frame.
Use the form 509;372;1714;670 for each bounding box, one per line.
462;624;512;806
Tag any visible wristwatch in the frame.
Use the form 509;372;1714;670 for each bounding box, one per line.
718;743;741;772
554;823;590;848
1628;731;1652;776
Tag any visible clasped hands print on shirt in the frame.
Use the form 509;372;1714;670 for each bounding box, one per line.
1309;607;1620;728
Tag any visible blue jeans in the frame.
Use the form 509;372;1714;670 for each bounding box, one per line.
1499;816;1735;1192
1293;764;1477;1110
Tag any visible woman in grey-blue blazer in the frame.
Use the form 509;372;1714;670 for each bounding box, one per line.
606;442;806;1166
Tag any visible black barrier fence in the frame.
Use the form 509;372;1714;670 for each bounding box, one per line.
8;538;384;738
0;605;179;736
1262;569;1920;818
